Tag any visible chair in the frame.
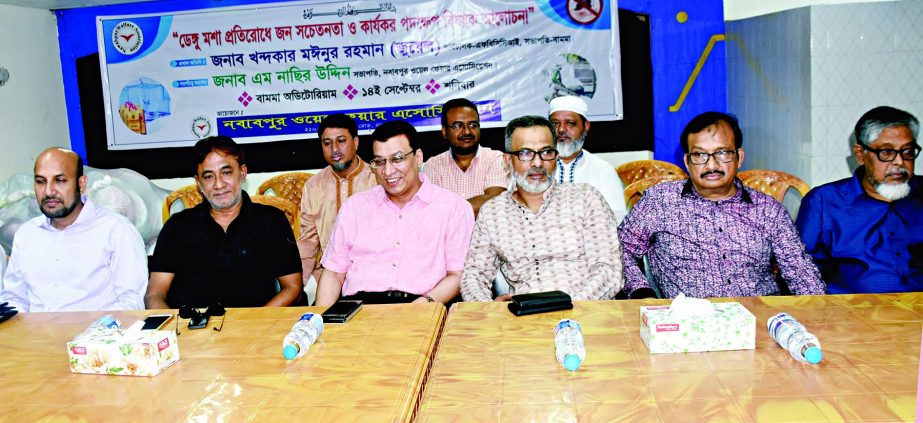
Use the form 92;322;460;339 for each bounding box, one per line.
738;170;811;203
616;160;688;188
161;187;300;237
257;172;314;206
162;185;203;223
624;174;687;209
252;195;300;238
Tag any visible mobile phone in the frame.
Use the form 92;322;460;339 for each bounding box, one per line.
322;300;362;323
141;314;173;330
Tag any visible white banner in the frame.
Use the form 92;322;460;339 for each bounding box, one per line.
98;0;621;150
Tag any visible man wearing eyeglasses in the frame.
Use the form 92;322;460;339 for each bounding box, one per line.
618;112;825;299
460;116;623;302
548;95;627;223
297;114;377;305
315;120;474;306
424;98;507;217
797;106;923;293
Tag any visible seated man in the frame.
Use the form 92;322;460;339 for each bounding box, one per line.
797;106;923;293
618;112;825;299
2;148;147;311
315;120;474;306
298;114;377;304
460;116;623;302
548;95;627;223
145;136;303;309
425;98;507;216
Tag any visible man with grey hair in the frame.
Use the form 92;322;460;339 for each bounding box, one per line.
548;95;627;223
459;116;623;302
796;106;923;293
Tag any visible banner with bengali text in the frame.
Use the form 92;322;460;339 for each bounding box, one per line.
97;0;621;150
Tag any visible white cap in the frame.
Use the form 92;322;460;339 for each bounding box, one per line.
549;95;588;118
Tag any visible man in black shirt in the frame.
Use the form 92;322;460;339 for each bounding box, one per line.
145;136;303;308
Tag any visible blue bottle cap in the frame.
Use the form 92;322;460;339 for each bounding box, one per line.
805;347;822;364
563;354;581;371
283;345;299;360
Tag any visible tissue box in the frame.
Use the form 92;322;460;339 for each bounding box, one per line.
639;302;756;354
67;330;180;376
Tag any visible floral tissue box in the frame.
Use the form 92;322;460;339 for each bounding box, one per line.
639;301;756;354
67;330;180;376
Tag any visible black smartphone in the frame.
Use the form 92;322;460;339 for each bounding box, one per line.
141;314;173;331
322;300;362;323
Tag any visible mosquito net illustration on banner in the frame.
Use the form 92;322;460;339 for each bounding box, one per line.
118;78;172;135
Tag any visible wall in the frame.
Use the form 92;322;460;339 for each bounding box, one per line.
725;0;896;20
726;0;923;193
0;5;70;182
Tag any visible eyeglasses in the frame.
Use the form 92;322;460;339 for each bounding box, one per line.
859;143;921;162
509;148;559;162
447;121;480;131
370;150;415;169
686;149;738;165
176;304;226;334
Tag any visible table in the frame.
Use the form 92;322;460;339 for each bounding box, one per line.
417;294;921;422
0;303;445;422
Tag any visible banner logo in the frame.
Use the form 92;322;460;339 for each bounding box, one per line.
112;21;143;55
567;0;603;25
191;116;212;138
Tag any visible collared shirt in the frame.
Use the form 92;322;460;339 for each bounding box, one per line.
618;179;825;298
554;150;627;224
150;191;302;308
796;168;923;293
424;146;507;200
297;161;377;280
460;183;624;302
1;198;147;312
322;174;474;296
0;244;6;290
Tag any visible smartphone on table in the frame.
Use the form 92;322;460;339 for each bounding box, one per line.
322;300;362;323
141;314;173;331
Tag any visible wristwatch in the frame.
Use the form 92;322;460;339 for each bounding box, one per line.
422;294;436;303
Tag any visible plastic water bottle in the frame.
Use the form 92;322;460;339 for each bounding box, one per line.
554;319;586;371
282;313;324;360
767;313;823;364
75;315;122;340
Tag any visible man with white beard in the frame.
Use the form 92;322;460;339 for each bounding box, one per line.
548;95;627;223
797;106;923;293
459;116;623;302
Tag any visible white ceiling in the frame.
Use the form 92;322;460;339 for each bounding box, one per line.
0;0;154;10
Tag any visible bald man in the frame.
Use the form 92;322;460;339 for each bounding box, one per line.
0;148;147;311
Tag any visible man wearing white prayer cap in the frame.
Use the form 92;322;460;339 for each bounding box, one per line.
548;95;627;223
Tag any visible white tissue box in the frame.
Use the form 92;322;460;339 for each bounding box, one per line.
639;301;756;354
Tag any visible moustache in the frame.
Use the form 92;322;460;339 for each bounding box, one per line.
886;167;910;177
41;195;62;203
699;170;725;178
527;168;549;177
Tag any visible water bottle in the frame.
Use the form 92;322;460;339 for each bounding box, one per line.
554;319;586;371
767;313;822;364
282;313;324;360
75;315;122;340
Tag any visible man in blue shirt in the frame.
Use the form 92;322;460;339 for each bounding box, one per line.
796;106;922;293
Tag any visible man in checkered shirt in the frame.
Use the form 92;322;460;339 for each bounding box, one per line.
424;98;508;217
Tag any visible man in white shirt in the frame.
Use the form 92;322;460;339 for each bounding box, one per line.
548;95;627;223
1;148;148;311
